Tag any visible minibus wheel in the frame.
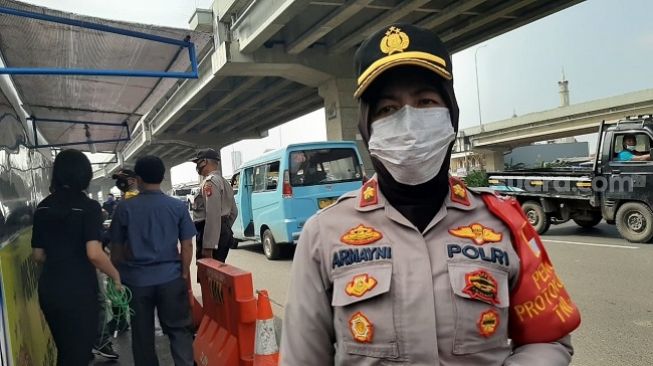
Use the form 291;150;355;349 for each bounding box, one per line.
262;229;281;260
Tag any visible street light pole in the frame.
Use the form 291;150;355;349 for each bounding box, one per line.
474;44;488;129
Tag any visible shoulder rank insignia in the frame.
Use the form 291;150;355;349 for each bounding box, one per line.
380;26;409;55
449;223;502;245
463;270;499;305
341;224;383;245
449;177;470;206
359;179;378;207
349;311;374;343
203;182;213;197
478;309;500;338
345;274;378;297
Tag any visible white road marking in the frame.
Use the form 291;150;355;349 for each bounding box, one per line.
543;239;639;249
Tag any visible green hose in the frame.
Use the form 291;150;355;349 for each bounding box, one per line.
106;279;134;338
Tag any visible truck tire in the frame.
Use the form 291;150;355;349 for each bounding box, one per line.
522;201;550;235
615;202;653;243
573;214;602;228
262;229;281;260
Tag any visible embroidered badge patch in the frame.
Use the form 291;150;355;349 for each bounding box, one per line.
345;274;378;297
449;223;502;245
340;224;383;245
450;178;470;206
349;312;374;343
359;179;378;207
203;183;213;197
463;270;500;305
478;309;500;338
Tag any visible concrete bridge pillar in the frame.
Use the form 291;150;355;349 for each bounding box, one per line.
482;150;505;172
318;78;374;177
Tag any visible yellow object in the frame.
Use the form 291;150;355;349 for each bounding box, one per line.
0;229;57;365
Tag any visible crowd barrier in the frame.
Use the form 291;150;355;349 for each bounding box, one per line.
194;259;258;366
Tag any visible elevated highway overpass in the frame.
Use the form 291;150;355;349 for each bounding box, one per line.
90;0;584;192
451;89;653;172
0;0;587;194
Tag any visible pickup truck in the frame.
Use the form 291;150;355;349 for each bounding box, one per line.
488;115;653;243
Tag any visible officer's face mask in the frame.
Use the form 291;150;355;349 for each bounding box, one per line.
368;106;455;186
116;178;129;192
196;160;207;175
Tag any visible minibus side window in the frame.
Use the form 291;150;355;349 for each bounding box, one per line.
266;161;280;190
253;165;267;192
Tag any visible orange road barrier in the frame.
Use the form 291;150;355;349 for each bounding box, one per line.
253;290;279;366
193;259;257;366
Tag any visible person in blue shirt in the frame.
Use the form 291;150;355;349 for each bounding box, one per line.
110;155;196;366
617;134;651;161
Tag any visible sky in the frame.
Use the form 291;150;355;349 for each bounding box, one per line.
20;0;653;184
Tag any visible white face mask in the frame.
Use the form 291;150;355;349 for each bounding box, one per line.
626;144;637;151
368;106;455;185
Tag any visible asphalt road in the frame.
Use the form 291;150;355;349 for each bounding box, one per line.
94;220;653;365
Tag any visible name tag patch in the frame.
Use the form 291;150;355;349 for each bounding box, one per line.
332;246;392;269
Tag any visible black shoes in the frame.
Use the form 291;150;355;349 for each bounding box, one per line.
92;343;119;360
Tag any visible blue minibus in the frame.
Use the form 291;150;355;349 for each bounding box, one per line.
230;141;365;259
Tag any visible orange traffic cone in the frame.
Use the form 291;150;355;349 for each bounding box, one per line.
253;290;279;366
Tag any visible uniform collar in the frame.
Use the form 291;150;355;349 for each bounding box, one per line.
205;170;219;178
443;176;477;210
355;176;385;212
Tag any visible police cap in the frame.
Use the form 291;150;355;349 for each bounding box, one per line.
190;148;221;163
111;168;136;180
354;23;453;99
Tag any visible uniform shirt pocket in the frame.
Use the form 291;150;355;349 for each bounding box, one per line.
332;264;401;361
447;262;510;355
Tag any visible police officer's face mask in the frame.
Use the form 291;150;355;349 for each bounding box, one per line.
196;160;207;175
368;106;455;185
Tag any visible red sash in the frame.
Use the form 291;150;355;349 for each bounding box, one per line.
481;194;581;345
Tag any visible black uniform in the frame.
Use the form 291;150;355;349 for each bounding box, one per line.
32;189;102;366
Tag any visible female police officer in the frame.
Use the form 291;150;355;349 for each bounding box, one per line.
281;24;580;365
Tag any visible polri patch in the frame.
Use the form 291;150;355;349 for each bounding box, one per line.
463;270;500;305
341;224;383;245
447;244;510;267
345;274;378;297
478;309;500;338
349;311;374;343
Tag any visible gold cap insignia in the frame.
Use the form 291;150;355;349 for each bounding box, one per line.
380;26;410;55
449;223;503;245
349;311;374;343
345;274;378;297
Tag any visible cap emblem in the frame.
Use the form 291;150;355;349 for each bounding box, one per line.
380;26;409;55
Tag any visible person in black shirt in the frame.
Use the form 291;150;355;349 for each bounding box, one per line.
31;149;122;366
102;193;117;218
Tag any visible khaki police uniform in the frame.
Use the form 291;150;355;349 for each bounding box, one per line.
281;177;576;365
200;169;238;262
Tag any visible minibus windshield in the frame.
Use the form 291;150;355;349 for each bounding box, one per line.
289;148;362;187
